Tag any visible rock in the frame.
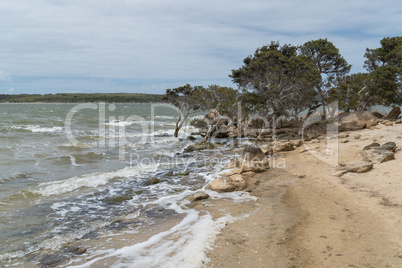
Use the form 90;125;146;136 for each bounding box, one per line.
40;254;65;267
385;107;401;120
384;121;393;126
290;139;303;147
338;133;349;139
177;171;190;176
339;139;349;143
148;178;162;185
188;193;209;202
369;126;379;130
105;195;132;204
229;174;247;189
248;118;265;129
396;118;402;124
273;141;295;152
366;119;378;128
187;135;196;141
221;168;242;177
363;143;380;150
242;145;265;160
260;144;272;154
354;134;361;139
371;111;384;118
204;109;221;123
206;177;236;192
337;111;377;131
362;142;397;163
376;142;397;152
184;142;216;152
334;162;373;177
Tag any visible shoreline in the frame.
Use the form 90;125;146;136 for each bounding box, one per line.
192;122;402;267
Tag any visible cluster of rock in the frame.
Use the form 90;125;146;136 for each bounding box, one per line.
334;141;398;177
205;141;303;193
362;142;397;163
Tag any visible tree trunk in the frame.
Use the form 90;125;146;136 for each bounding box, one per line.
203;117;222;142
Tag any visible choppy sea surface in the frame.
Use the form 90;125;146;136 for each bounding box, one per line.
0;103;252;267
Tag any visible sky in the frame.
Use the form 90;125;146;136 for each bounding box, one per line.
0;0;401;95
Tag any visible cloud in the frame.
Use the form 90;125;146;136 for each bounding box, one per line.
0;0;401;93
0;70;11;81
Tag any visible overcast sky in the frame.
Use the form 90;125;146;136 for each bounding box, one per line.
0;0;401;94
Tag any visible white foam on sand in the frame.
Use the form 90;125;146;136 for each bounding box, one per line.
68;210;234;268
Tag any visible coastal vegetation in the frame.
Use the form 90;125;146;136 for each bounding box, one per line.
166;36;402;136
0;93;163;103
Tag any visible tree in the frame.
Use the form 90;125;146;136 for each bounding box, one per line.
363;36;402;106
164;84;203;137
192;85;243;141
300;38;351;113
327;73;371;112
230;41;321;123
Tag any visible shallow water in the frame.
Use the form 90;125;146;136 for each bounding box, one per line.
0;103;249;267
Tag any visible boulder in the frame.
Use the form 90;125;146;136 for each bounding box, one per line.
337;111;377;131
206;177;236;192
203;109;221;123
334;162;374;177
396;118;402;124
206;174;248;192
366;119;378;129
362;142;397;163
338;133;349;138
184;142;215;152
371;111;384;118
273;141;295;152
242;145;265;160
385;107;401;120
354;134;361;139
290;140;303;147
188;193;209;202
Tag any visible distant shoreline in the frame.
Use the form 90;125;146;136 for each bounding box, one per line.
0;93;164;103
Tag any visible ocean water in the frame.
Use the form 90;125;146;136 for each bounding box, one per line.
0;103;251;267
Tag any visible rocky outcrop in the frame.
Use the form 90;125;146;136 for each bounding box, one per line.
184;142;216;152
242;145;265;160
334;162;374;177
385;107;401;120
188;192;209;202
337;111;378;131
206;169;260;193
203;109;221;123
371;111;384;118
362;142;397;163
273;141;295;152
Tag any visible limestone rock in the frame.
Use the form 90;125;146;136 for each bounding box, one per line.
337;111;377;131
334;162;373;177
206;177;236;192
340;139;349;143
188;193;209;202
385;107;401;120
184;142;216;152
204;109;221;123
362;142;397;163
273;141;295;152
354;134;361;139
371;111;384;118
242;145;265;160
338;133;349;138
290;139;303;147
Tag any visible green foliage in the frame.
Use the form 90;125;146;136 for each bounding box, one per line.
363;36;402;106
300;38;351;104
328;73;370;111
0;93;163;103
230;41;321;118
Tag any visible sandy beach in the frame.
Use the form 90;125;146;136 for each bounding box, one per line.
192;122;402;267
